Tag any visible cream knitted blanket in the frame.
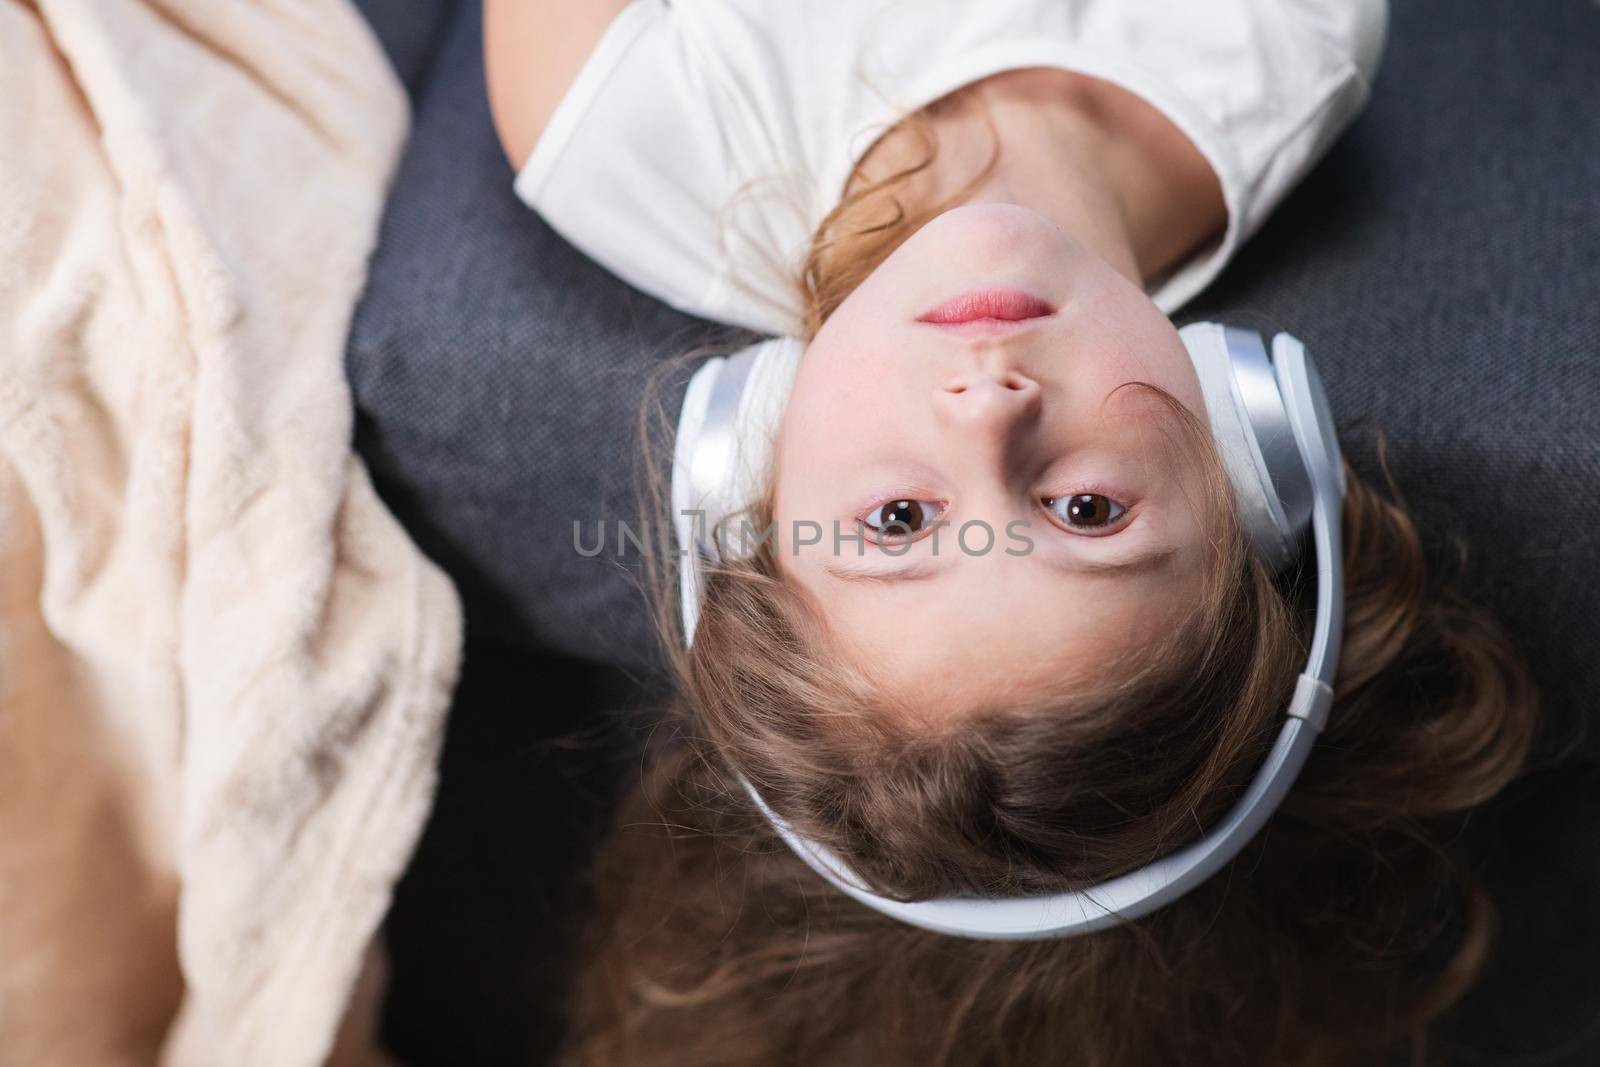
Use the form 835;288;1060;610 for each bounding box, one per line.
0;1;462;1063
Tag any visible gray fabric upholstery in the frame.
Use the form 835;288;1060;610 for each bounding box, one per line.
356;0;454;99
346;0;1600;1061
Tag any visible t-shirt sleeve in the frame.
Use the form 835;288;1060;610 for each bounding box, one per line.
1141;0;1389;312
512;1;750;329
1281;0;1389;90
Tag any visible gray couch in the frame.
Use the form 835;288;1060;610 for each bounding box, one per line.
348;1;1600;1062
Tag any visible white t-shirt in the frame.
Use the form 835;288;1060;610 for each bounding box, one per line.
514;0;1387;337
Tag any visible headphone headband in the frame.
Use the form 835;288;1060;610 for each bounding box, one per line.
672;325;1346;938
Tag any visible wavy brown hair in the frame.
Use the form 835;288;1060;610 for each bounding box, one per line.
559;86;1540;1066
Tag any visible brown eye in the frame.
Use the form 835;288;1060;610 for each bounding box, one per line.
863;499;936;539
1045;493;1128;530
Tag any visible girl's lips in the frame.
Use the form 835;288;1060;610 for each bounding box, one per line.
919;318;1050;338
916;289;1056;325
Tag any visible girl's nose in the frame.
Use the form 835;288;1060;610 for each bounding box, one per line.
932;369;1043;432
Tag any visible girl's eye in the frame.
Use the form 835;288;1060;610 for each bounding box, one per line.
1043;493;1128;532
861;499;942;540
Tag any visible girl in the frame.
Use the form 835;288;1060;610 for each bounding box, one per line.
486;1;1539;1062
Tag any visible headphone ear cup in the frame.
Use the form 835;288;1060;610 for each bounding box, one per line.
1178;323;1314;571
672;336;806;644
1270;332;1347;504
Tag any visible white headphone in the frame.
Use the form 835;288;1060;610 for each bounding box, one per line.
670;323;1346;939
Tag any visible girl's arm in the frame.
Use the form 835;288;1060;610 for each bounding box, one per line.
483;0;631;171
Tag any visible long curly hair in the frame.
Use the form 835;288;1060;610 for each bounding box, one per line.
558;85;1540;1067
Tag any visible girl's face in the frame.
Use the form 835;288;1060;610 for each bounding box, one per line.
772;203;1219;717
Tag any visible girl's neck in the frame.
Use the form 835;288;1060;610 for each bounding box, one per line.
843;69;1226;290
